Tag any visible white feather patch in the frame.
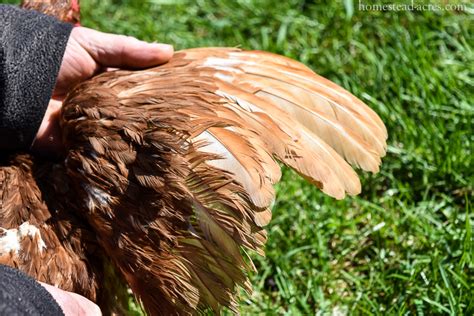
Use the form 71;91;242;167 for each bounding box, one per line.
0;222;46;255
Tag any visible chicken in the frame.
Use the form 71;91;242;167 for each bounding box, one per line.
20;0;80;25
1;1;387;315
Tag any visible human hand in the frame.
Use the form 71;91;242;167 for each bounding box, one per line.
32;26;174;155
40;282;101;316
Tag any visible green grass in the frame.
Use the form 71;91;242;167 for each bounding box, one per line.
12;0;474;314
79;0;473;314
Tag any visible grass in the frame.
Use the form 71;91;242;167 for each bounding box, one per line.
13;0;474;314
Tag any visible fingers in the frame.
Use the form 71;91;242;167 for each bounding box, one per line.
72;27;174;68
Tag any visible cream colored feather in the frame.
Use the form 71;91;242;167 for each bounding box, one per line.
162;48;388;203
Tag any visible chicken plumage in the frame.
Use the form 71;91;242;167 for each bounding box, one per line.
0;154;128;313
1;1;387;315
20;0;80;25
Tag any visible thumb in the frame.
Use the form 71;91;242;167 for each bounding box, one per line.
73;27;174;68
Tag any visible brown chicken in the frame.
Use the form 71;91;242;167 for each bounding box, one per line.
0;1;387;315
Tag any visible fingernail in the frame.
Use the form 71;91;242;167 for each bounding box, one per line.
151;43;173;51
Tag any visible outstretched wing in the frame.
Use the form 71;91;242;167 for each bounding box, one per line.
60;48;386;314
164;48;387;203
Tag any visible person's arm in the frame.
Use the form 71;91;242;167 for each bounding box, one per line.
0;5;72;151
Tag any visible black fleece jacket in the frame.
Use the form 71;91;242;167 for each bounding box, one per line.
0;264;64;315
0;5;72;150
0;5;70;314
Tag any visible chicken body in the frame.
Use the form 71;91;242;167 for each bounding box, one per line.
1;46;387;314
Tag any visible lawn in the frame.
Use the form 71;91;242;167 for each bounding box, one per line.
13;0;474;314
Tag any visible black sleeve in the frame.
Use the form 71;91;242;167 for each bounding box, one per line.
0;5;73;151
0;264;64;315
